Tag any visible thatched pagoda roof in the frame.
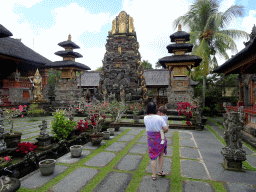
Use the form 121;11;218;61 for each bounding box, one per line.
159;55;202;68
213;37;256;75
170;31;190;42
58;40;80;49
166;43;193;53
54;50;83;58
0;37;51;65
0;24;13;38
45;60;91;70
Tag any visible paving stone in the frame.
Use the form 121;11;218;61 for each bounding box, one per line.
129;144;148;154
104;142;128;152
246;155;256;168
118;134;136;142
244;146;256;155
183;180;214;192
137;136;147;143
21;132;40;139
92;172;133;192
225;182;256;192
179;132;192;139
145;157;172;175
83;141;106;150
84;152;116;167
137;175;170;192
20;165;69;189
180;147;200;159
57;150;92;164
115;154;143;171
166;146;173;157
166;138;173;145
165;131;174;138
180;138;196;147
50;167;98;192
127;129;143;135
181;159;209;180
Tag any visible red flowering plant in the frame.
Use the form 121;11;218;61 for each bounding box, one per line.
3;105;27;135
128;102;144;116
177;100;197;125
16;142;37;154
76;120;89;134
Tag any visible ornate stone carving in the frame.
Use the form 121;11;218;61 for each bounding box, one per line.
221;109;246;170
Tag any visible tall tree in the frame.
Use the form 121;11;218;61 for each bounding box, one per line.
155;61;164;69
142;60;153;69
173;0;248;107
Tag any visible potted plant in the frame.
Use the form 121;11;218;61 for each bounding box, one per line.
102;131;110;139
3;105;26;148
51;110;77;141
107;128;114;136
0;175;21;192
70;145;82;158
89;113;104;145
129;102;144;123
111;100;127;131
39;159;56;176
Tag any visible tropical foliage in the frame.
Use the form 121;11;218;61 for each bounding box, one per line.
173;0;249;107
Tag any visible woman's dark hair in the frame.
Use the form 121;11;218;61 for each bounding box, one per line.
146;102;157;115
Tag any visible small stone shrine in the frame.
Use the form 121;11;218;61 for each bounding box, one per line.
222;106;246;170
98;11;148;102
159;25;202;108
35;120;52;150
45;34;90;105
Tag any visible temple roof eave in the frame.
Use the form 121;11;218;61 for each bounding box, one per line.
0;24;13;38
158;55;202;68
170;31;190;42
58;41;80;49
166;43;193;53
45;60;91;70
213;36;256;75
54;50;83;58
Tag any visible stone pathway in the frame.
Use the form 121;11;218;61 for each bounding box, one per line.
3;116;256;191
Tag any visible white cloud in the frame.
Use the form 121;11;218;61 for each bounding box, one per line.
121;0;191;68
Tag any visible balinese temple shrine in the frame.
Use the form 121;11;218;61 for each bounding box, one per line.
158;24;202;108
213;32;256;148
0;24;51;106
45;34;90;104
97;11;148;102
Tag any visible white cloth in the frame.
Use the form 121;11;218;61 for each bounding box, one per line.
144;115;167;132
161;115;168;125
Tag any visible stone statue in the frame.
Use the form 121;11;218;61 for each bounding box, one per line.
28;69;43;101
221;111;246;170
39;120;49;138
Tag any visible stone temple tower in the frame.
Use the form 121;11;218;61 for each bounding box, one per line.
98;11;148;102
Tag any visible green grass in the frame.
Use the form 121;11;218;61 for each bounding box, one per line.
207;116;225;130
171;131;182;192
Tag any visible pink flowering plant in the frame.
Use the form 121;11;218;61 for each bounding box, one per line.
128;102;144;116
0;156;11;169
3;105;27;134
76;120;89;134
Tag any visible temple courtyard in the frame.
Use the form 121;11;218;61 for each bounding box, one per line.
2;115;256;192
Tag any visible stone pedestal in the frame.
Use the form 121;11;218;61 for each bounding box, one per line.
35;136;52;150
223;156;245;171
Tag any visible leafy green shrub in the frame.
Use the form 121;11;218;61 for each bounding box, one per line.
27;104;46;116
51;110;77;141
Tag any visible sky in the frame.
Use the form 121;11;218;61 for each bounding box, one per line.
1;0;256;70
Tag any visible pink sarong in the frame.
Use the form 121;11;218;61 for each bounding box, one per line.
147;131;167;160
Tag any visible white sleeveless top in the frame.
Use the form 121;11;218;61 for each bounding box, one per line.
144;115;167;132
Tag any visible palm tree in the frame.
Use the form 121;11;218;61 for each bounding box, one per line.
173;0;249;107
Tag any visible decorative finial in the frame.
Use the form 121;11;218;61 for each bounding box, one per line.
68;34;71;41
178;24;182;31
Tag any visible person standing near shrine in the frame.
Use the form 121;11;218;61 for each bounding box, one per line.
144;102;168;180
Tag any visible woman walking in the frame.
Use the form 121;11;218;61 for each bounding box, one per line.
144;102;168;180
